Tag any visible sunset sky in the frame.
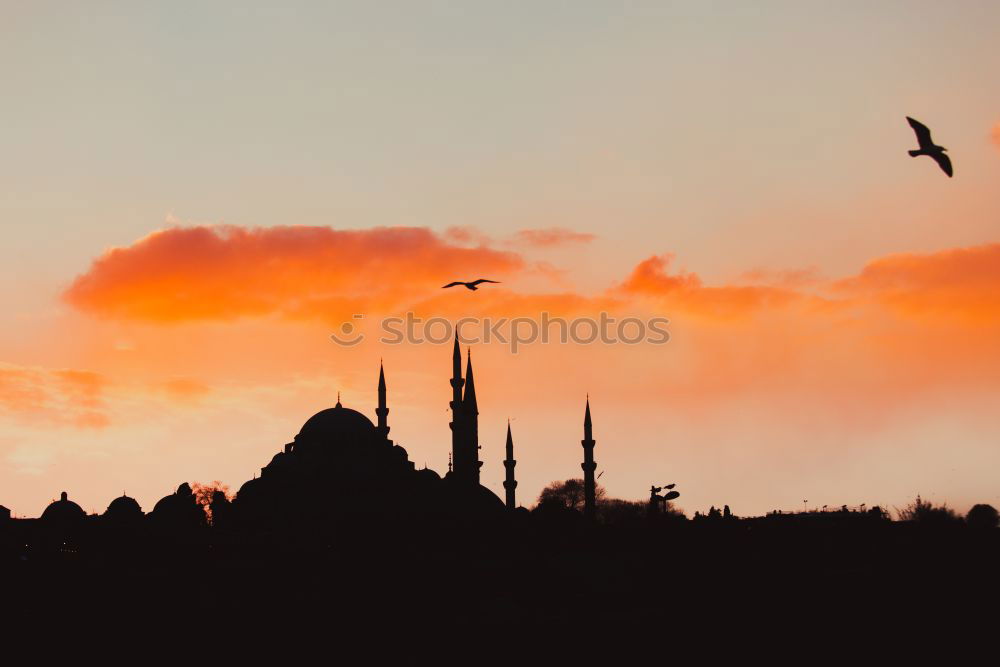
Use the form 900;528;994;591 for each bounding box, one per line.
2;1;999;517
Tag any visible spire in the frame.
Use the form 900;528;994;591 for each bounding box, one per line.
503;420;517;510
448;451;453;473
336;391;342;408
449;338;480;485
452;331;462;381
376;360;389;435
463;349;478;413
581;396;597;521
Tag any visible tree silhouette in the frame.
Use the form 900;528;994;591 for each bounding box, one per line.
896;495;962;526
535;478;606;512
191;481;232;524
600;497;685;524
966;504;999;530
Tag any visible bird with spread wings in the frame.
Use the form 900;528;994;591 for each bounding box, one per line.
906;116;953;177
441;279;501;291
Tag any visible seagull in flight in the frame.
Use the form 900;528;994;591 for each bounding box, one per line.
441;279;500;291
906;116;952;177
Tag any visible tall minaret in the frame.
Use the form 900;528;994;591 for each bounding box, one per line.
376;360;389;438
461;349;482;484
581;396;597;521
448;332;466;479
503;420;517;510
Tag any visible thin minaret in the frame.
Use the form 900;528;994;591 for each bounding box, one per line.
462;349;482;484
581;396;597;521
448;332;465;480
376;360;389;437
503;420;517;510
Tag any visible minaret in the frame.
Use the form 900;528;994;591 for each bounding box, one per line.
448;332;466;479
376;360;390;437
460;349;482;484
503;420;517;510
581;396;597;521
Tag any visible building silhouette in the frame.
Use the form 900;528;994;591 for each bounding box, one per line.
2;337;610;525
231;340;514;524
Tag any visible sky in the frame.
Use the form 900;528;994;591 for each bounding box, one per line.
2;1;999;517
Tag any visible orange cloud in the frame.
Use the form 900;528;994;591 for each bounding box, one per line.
992;121;1000;150
160;378;211;402
64;224;1000;336
832;243;1000;323
0;363;110;428
616;254;804;320
64;225;524;323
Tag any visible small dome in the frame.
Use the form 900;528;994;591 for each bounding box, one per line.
416;467;442;482
104;494;143;520
297;403;377;443
152;483;196;515
440;478;505;513
41;491;86;522
237;476;262;497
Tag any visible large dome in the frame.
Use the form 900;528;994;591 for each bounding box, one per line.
297;403;377;442
41;492;86;522
104;494;143;520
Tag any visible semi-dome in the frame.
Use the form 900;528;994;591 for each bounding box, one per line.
297;402;377;443
41;491;86;522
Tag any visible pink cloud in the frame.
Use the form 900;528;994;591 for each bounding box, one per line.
510;227;596;248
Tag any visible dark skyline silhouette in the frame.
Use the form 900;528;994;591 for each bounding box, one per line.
3;334;997;633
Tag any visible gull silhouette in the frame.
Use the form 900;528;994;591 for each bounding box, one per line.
441;279;500;291
906;116;952;177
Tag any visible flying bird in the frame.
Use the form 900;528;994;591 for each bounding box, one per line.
441;279;500;291
906;116;952;177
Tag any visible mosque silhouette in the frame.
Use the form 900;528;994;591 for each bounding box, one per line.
17;333;598;527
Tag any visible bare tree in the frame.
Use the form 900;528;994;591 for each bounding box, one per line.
191;481;232;524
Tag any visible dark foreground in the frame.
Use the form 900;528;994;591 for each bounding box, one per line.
4;511;998;635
